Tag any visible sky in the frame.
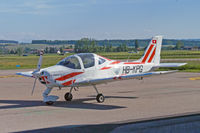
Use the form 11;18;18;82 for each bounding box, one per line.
0;0;199;42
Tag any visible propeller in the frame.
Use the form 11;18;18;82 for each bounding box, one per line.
32;78;37;95
31;51;44;95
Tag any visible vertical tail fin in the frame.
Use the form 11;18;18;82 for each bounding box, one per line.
139;36;162;65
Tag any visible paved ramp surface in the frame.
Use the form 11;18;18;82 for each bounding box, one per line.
0;70;200;132
14;113;200;133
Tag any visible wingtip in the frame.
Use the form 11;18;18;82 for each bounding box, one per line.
179;63;187;66
16;72;21;75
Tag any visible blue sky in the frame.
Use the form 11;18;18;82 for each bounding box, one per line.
0;0;199;42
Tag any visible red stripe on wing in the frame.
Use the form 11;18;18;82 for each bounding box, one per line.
62;79;76;86
62;80;73;86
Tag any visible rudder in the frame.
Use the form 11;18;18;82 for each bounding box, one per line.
139;36;162;65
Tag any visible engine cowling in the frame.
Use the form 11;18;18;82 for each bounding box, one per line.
39;71;51;85
39;77;46;84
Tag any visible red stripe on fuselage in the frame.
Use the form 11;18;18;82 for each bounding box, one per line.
123;62;143;64
100;67;111;70
56;72;83;81
148;47;156;63
142;44;154;63
110;61;121;65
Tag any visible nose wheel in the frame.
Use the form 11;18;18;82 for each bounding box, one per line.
43;88;59;105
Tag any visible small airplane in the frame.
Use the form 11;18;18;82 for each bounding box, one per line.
17;36;186;105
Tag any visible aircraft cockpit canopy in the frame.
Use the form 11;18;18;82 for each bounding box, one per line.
98;57;106;65
77;53;95;68
57;55;81;69
57;53;108;69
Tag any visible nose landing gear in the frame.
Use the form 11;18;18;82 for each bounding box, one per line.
43;87;59;105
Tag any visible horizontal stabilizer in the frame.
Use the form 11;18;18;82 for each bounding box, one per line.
150;70;178;75
16;71;33;78
154;63;187;68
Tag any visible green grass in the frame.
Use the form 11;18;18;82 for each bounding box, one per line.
0;51;200;72
0;54;72;70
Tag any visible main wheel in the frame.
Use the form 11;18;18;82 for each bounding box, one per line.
96;94;105;103
64;92;73;101
45;101;54;105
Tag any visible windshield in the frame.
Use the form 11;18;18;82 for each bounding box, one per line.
57;56;81;69
98;57;106;65
78;53;95;68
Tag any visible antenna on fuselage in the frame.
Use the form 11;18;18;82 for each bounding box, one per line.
126;52;133;62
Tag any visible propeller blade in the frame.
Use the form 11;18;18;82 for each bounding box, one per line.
37;51;43;71
31;78;37;95
31;51;44;95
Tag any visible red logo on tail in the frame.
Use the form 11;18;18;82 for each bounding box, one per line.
152;40;157;44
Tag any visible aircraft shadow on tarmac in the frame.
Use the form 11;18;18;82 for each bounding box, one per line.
14;123;121;133
14;113;200;133
0;95;137;110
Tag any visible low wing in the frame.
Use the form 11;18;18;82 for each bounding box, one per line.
154;63;187;68
77;70;178;86
16;71;34;78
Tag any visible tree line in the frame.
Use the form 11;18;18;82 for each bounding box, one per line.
32;39;200;47
74;38;132;53
74;38;186;53
0;38;188;56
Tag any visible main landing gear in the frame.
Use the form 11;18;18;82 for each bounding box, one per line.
64;85;105;103
64;87;73;101
43;85;105;105
93;85;105;103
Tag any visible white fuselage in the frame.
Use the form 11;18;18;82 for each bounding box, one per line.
39;54;154;88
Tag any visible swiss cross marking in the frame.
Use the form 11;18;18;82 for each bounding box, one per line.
152;40;157;44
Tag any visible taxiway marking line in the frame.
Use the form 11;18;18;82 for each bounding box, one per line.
189;77;200;80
